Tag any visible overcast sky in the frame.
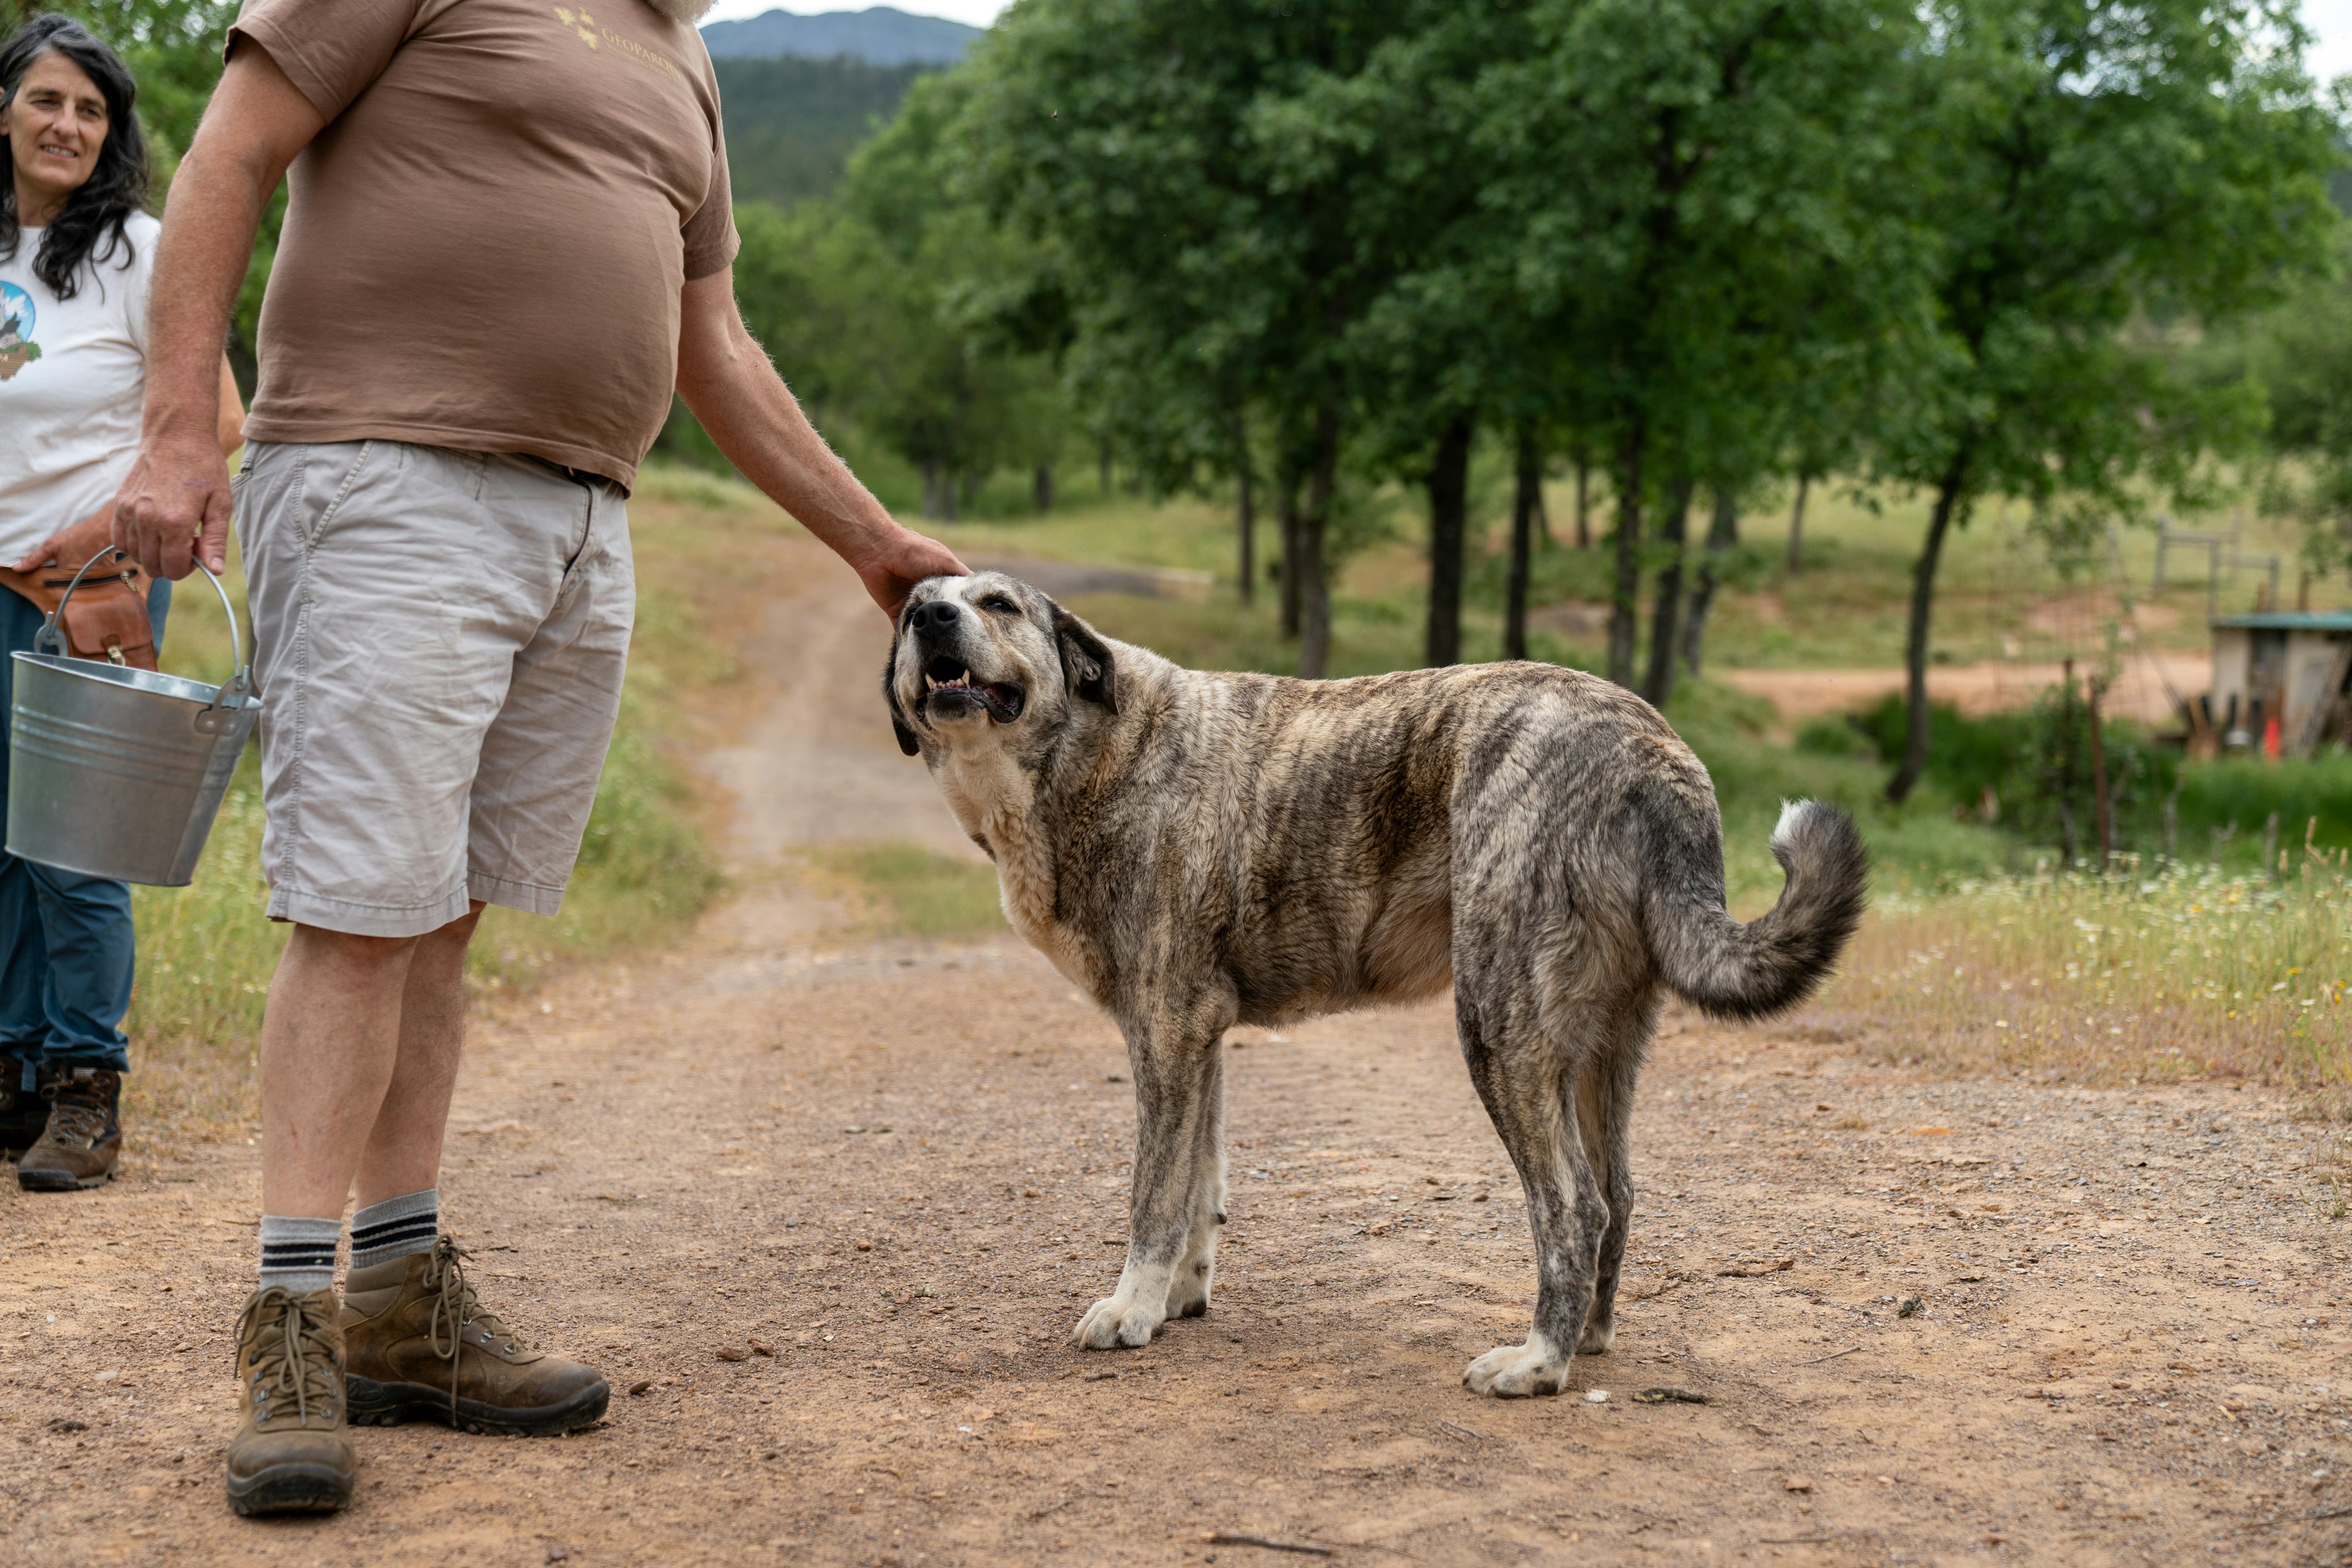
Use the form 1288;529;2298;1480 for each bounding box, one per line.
700;1;2352;84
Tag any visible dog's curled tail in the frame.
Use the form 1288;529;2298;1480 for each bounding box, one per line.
1645;798;1869;1022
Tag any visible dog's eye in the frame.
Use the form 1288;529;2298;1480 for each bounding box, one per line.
978;595;1019;615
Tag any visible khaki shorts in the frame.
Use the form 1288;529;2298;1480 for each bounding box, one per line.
234;440;634;938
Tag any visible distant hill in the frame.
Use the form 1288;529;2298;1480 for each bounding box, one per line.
714;55;933;207
701;7;979;67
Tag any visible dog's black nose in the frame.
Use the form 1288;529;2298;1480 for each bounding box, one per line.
908;600;960;635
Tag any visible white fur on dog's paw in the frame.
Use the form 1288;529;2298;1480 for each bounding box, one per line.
1073;1292;1165;1349
1163;1260;1213;1319
1577;1320;1615;1355
1463;1338;1570;1398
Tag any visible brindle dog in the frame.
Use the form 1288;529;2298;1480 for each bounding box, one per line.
885;571;1866;1396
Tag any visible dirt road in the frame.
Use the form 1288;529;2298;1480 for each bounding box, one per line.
4;537;2347;1567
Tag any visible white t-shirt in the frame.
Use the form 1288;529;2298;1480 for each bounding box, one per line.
0;213;160;564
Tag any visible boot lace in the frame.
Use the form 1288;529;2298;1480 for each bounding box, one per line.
36;1075;111;1149
421;1237;522;1425
235;1287;339;1427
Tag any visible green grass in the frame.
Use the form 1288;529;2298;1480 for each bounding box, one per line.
904;451;2333;676
1826;856;2352;1091
810;842;1006;940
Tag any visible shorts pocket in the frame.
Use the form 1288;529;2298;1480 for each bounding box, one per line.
301;440;376;551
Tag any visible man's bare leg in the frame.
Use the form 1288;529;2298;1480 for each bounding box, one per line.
258;903;482;1218
353;904;481;1208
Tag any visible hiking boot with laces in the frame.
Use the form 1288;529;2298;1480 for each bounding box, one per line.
342;1237;608;1436
0;1063;48;1161
18;1066;121;1190
225;1286;356;1516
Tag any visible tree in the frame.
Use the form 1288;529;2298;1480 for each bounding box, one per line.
725;74;1069;516
1875;0;2339;803
1479;0;1932;698
2226;227;2352;582
955;0;1430;677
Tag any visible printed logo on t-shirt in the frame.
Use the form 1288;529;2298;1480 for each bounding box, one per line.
0;282;40;382
550;6;682;85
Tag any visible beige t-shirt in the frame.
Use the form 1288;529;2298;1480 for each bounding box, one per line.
229;0;739;487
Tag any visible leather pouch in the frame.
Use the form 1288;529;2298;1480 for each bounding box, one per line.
0;553;158;671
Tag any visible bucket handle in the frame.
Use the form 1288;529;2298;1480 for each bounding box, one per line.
36;548;255;729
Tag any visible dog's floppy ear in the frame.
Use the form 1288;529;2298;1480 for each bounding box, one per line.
881;636;921;757
1051;600;1118;714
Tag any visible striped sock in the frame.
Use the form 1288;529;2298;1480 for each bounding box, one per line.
257;1215;341;1295
349;1189;439;1272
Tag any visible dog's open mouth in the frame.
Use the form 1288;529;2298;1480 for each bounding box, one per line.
921;655;1025;723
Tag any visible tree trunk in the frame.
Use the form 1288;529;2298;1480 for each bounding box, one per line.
1277;474;1303;638
1681;488;1738;674
1887;448;1972;803
1423;413;1474;668
1574;450;1591;549
1233;414;1255;607
2056;660;2078;864
1297;402;1341;679
2087;675;2111;865
1033;464;1055;513
1785;473;1810;572
1605;428;1646;689
1640;480;1695;709
959;469;981;514
921;462;944;521
1505;424;1540;662
1098;445;1112;496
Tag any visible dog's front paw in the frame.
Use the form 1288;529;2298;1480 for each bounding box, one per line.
1463;1338;1570;1398
1073;1292;1165;1349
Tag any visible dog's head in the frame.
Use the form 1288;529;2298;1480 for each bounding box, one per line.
884;572;1118;760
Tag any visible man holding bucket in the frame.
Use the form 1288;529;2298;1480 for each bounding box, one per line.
109;0;964;1517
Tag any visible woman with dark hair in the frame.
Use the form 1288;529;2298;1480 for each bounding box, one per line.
0;12;244;1191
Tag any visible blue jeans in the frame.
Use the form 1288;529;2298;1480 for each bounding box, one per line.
0;575;171;1087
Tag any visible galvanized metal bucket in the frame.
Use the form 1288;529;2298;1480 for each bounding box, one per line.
6;551;260;886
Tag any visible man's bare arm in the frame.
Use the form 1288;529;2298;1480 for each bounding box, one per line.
675;268;964;620
218;352;248;458
10;353;248;575
112;45;323;579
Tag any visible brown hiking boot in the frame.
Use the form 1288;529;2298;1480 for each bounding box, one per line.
18;1067;120;1190
342;1237;608;1436
0;1063;47;1161
225;1286;356;1516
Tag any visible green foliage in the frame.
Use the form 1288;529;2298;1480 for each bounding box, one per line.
712;55;932;208
1875;0;2337;532
2176;754;2352;861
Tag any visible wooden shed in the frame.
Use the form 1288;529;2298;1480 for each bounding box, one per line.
2207;612;2352;755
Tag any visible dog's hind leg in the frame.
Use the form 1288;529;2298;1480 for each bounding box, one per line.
1076;996;1232;1350
1574;1009;1650;1356
1457;991;1620;1398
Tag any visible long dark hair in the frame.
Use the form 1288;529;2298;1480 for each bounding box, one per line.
0;14;149;300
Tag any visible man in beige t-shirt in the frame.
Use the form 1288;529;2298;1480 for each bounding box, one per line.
108;0;963;1518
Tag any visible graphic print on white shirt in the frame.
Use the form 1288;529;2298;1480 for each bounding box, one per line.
0;213;160;562
0;279;39;378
